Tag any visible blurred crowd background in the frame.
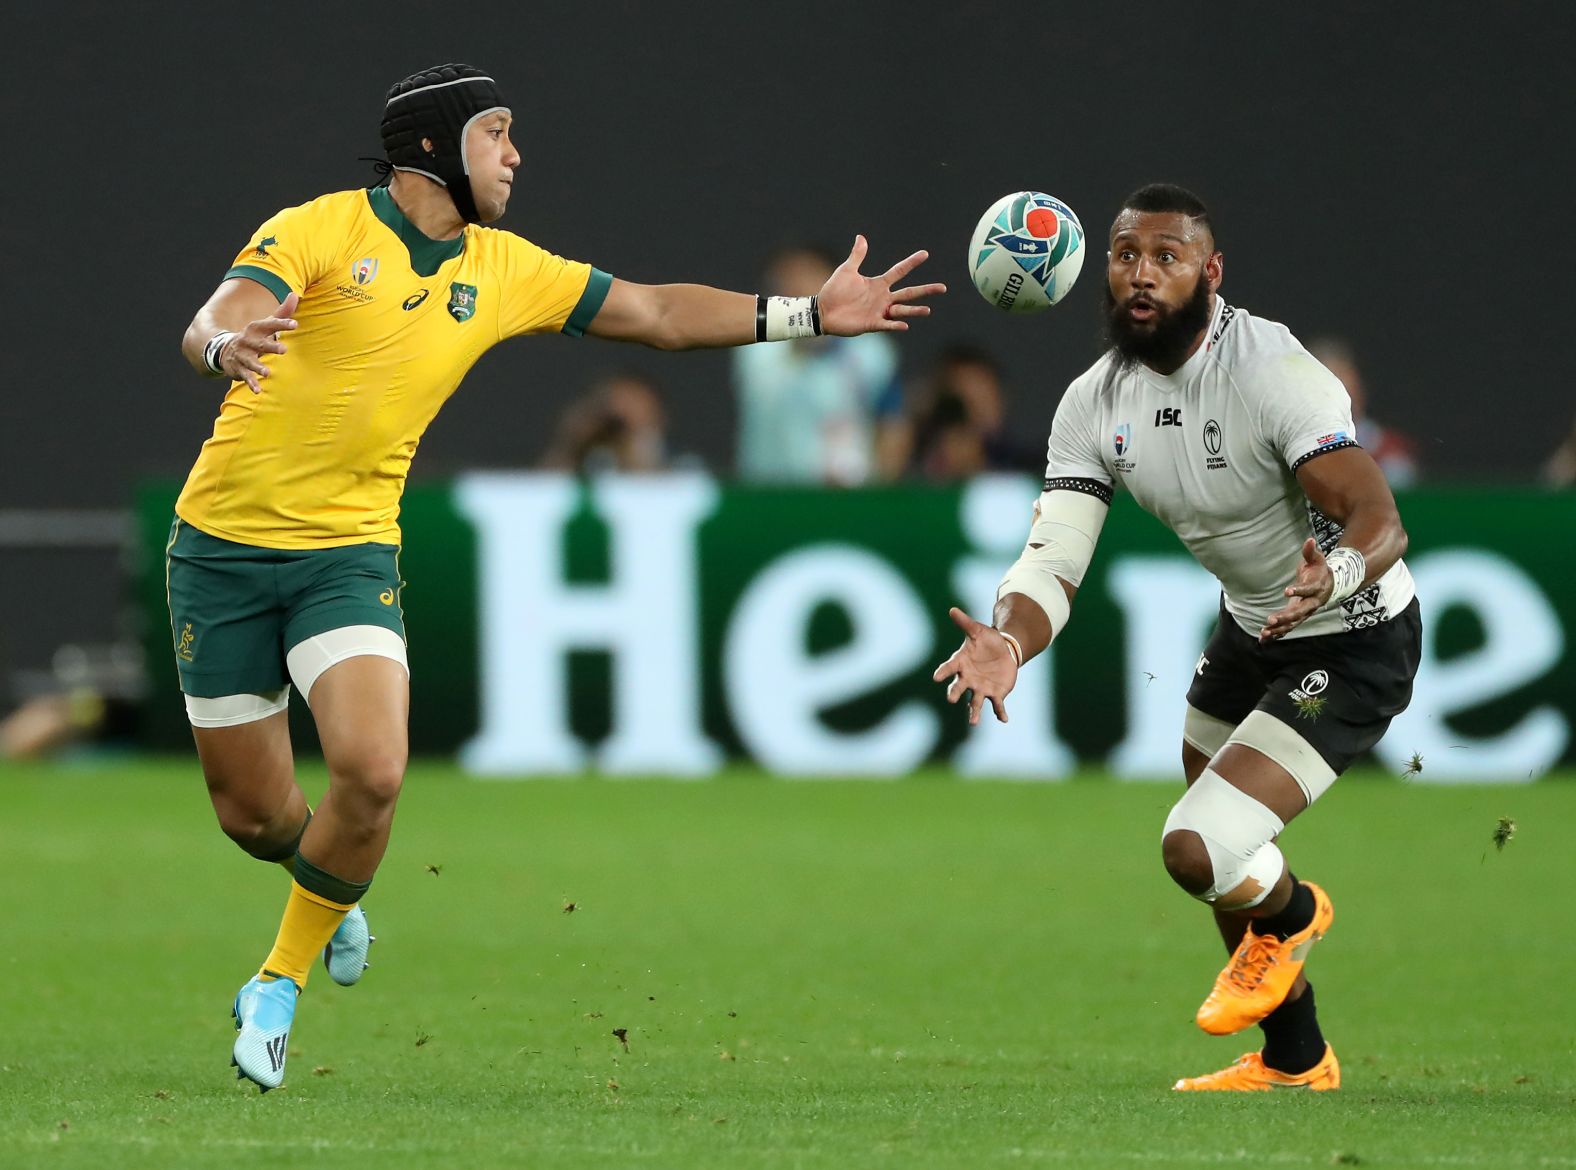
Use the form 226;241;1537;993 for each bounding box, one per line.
1;2;1567;759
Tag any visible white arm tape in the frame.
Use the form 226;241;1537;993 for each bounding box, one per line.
1324;545;1367;606
995;489;1108;637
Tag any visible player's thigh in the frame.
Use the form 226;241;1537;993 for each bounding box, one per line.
308;656;410;802
277;541;411;789
191;708;295;818
1181;604;1266;785
1250;600;1424;809
1181;740;1212;785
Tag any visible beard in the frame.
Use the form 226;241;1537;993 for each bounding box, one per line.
1102;272;1212;374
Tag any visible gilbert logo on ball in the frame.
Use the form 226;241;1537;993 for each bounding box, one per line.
968;191;1085;312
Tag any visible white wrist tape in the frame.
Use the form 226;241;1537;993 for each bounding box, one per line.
1325;546;1367;605
758;295;822;342
996;629;1024;666
202;330;236;377
995;487;1108;637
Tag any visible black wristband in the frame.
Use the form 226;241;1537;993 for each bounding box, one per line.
754;294;767;343
202;331;236;377
809;295;822;337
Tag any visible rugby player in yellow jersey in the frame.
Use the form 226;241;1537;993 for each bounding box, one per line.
170;63;944;1091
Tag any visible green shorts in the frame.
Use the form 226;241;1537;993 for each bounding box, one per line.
165;517;406;698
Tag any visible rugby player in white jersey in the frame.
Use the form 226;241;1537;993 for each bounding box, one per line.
933;183;1420;1092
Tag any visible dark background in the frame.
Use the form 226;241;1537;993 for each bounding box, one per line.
0;1;1566;688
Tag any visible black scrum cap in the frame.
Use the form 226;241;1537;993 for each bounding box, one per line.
381;64;510;223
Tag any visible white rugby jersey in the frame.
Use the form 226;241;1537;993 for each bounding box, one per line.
1043;297;1415;639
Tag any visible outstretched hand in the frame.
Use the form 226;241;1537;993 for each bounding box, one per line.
1260;537;1333;641
931;606;1018;726
816;235;946;336
223;291;300;393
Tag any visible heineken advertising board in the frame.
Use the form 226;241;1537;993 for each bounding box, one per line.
136;477;1576;781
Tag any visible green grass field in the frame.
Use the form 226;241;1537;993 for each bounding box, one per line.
1;759;1572;1169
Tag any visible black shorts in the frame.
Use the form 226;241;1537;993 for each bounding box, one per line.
1185;598;1422;774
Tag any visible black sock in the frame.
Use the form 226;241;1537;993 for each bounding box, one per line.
1252;875;1315;940
1259;982;1325;1074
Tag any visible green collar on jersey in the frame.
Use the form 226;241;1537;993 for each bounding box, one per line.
366;186;466;277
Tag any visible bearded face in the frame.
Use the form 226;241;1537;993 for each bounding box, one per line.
1102;266;1213;374
1101;208;1220;375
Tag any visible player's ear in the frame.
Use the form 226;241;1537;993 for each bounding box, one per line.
421;136;435;155
1205;250;1224;293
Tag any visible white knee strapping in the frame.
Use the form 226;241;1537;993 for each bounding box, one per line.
185;688;291;728
1228;710;1339;805
1182;705;1237;758
1163;768;1287;909
286;625;409;705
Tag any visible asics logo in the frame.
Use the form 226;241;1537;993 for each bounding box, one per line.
266;1034;288;1073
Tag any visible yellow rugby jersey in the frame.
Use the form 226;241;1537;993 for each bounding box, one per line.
176;187;611;549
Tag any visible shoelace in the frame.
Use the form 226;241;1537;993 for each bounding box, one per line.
1224;933;1281;992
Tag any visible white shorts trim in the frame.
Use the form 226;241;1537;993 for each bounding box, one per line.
1226;709;1339;805
1182;705;1238;759
185;688;291;728
286;625;409;705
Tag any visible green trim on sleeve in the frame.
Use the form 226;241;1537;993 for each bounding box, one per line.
223;265;292;303
562;268;613;338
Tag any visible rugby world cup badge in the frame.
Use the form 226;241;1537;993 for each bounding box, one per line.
1113;422;1136;471
448;282;479;322
352;257;379;285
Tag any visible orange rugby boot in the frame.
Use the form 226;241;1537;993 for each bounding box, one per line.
1195;881;1334;1036
1172;1044;1340;1091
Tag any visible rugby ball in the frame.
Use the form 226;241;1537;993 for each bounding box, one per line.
968;191;1085;312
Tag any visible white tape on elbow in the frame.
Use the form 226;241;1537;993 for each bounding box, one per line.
1162;769;1287;909
1026;489;1107;588
995;488;1107;636
997;558;1072;636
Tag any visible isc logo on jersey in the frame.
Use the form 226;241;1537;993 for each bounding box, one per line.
967;191;1085;313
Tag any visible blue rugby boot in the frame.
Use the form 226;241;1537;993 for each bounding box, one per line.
323;903;374;986
231;975;299;1091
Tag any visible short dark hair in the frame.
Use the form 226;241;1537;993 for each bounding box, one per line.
1119;183;1213;242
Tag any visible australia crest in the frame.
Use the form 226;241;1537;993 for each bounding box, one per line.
447;282;479;322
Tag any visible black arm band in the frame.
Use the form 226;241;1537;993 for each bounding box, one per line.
202;331;236;377
755;295;768;343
